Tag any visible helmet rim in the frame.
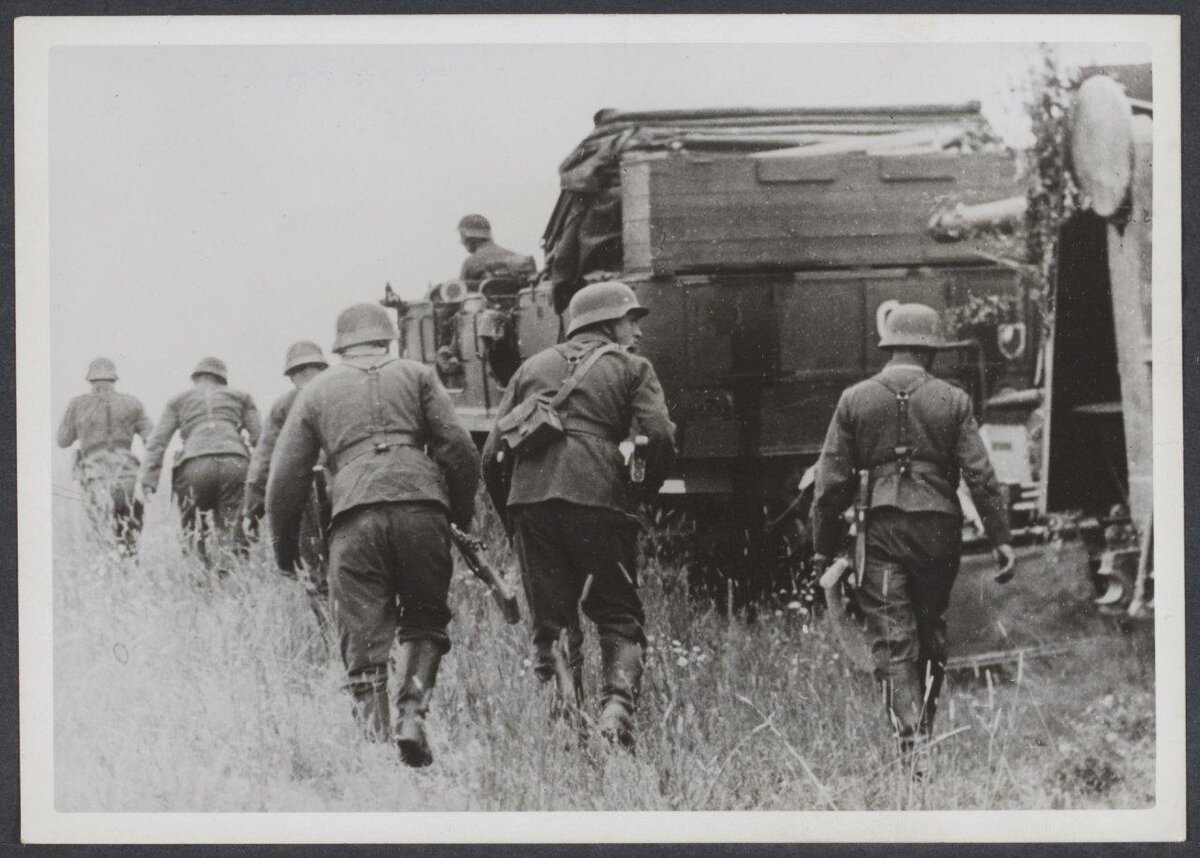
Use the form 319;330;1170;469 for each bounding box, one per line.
85;357;118;382
566;281;648;337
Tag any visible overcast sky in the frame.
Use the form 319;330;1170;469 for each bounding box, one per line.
48;40;1151;476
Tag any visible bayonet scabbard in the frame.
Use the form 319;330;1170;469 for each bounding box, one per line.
853;469;872;589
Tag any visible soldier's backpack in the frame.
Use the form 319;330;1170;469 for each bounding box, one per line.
496;342;621;458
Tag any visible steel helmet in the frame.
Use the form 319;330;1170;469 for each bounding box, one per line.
457;214;492;240
566;280;648;337
333;302;397;353
191;356;229;383
878;302;945;349
283;340;328;376
85;357;118;382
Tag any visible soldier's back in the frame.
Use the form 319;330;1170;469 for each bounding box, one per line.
843;368;968;461
68;390;148;455
839;365;971;517
170;385;256;461
505;335;670;512
300;357;430;455
461;241;536;282
292;356;463;520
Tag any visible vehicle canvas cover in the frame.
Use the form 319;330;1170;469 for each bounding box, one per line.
542;103;1018;303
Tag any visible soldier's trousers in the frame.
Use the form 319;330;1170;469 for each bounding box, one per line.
77;450;143;552
511;500;646;681
173;454;249;566
326;502;453;687
857;509;961;741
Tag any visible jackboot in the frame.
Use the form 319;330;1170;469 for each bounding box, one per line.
597;636;643;750
393;639;442;768
549;631;585;720
347;671;390;743
917;658;946;739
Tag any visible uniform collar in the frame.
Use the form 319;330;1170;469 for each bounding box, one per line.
341;353;395;370
570;331;615;346
881;358;928;375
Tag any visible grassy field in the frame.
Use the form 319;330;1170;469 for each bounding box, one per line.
52;494;1155;812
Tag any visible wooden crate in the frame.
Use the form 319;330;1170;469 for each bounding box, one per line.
621;150;1024;274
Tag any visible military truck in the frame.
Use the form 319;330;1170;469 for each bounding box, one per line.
384;102;1039;594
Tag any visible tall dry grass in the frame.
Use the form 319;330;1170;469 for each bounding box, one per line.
52;494;1154;812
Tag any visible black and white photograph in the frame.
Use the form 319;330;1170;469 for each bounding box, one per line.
15;14;1184;843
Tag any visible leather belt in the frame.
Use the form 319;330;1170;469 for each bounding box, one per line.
870;458;955;481
562;417;619;444
330;431;422;470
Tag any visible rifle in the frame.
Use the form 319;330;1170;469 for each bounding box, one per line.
450;524;522;625
301;465;334;641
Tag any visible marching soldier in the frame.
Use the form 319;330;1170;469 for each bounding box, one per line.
57;357;154;552
242;341;330;600
266;303;479;767
457;214;537;285
811;303;1016;752
482;281;675;750
140;357;261;568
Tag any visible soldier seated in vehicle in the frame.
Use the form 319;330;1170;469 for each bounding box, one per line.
57;357;154;554
811;303;1016;755
482;281;676;751
457;213;537;286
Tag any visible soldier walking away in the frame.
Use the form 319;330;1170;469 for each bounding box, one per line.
811;303;1016;755
482;281;676;750
242;341;331;610
57;357;154;553
457;214;537;285
266;303;479;767
140;357;261;570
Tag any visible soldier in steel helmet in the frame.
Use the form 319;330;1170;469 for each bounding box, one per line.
457;214;537;285
811;302;1016;753
482;280;676;750
57;357;154;552
243;341;330;605
140;357;261;568
266;303;479;767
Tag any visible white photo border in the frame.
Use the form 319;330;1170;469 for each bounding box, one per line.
15;12;1185;844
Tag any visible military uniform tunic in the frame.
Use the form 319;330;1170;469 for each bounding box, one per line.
57;389;153;547
482;332;675;679
460;239;536;284
140;383;261;563
811;361;1011;739
245;386;330;593
266;354;479;681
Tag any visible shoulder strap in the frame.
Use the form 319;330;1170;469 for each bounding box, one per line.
871;371;934;476
104;393;114;452
548;343;622;409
